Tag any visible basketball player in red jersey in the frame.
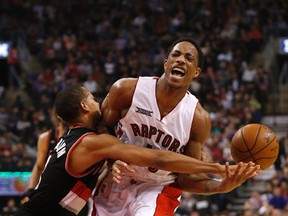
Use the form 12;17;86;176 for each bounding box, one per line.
92;38;262;216
21;108;67;204
16;85;259;216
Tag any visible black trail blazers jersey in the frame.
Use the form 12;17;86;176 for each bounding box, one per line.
17;127;105;216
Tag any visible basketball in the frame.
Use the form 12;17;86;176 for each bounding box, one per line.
230;124;279;170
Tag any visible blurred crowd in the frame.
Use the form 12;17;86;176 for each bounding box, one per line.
0;0;288;215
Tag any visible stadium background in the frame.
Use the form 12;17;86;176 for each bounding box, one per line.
0;0;288;215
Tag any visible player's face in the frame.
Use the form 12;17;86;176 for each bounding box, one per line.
164;41;201;89
84;90;101;129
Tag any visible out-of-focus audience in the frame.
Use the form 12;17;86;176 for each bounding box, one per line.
0;0;287;215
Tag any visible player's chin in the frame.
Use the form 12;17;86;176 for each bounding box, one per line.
167;78;186;89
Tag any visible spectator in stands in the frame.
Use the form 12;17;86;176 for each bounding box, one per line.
1;198;18;216
244;190;270;215
269;185;288;211
7;42;21;87
277;128;288;169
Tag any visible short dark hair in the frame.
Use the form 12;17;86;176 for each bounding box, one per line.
167;38;204;70
55;85;88;124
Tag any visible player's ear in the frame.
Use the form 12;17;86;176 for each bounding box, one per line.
80;100;89;111
194;67;201;78
163;59;168;70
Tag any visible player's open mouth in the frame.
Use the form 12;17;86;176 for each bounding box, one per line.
171;69;185;77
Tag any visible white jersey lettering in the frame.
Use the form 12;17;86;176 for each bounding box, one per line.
55;138;66;158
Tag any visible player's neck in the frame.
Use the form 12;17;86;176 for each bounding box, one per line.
157;77;187;98
68;123;85;129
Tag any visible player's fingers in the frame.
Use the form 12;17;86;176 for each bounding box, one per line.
248;165;261;177
110;167;122;182
238;161;257;174
225;162;230;176
111;164;121;175
235;162;244;174
240;164;261;182
112;160;127;172
112;161;135;174
242;162;261;174
112;176;121;184
114;160;127;168
124;164;136;173
241;161;254;172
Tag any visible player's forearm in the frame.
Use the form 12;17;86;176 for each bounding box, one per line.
28;166;42;189
122;148;225;175
113;141;225;175
152;150;225;175
177;174;223;195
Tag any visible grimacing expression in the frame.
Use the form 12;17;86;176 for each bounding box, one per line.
164;41;201;88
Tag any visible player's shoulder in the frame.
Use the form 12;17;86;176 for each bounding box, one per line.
113;77;138;89
38;129;52;140
109;78;139;100
81;132;118;151
193;103;211;126
37;129;53;147
195;103;209;117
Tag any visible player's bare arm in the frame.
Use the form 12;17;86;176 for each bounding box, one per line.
100;78;138;168
185;102;211;160
67;133;240;176
21;131;51;204
177;103;213;191
101;78;137;128
28;131;50;188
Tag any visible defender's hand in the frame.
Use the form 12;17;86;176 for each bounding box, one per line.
111;160;136;183
217;162;262;193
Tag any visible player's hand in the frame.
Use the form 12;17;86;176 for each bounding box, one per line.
20;196;29;205
110;160;135;183
217;161;262;193
20;188;35;205
219;161;262;177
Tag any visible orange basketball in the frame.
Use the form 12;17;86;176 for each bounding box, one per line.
230;124;279;170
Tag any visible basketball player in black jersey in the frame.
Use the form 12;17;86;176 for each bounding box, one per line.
16;85;260;216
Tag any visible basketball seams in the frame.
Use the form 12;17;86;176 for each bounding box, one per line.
241;155;277;161
240;125;261;162
231;124;279;170
247;136;278;157
230;132;245;152
235;125;261;153
241;125;274;168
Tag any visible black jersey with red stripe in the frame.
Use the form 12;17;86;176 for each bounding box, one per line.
18;127;105;216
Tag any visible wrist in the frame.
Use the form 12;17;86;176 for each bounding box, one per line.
23;188;35;197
